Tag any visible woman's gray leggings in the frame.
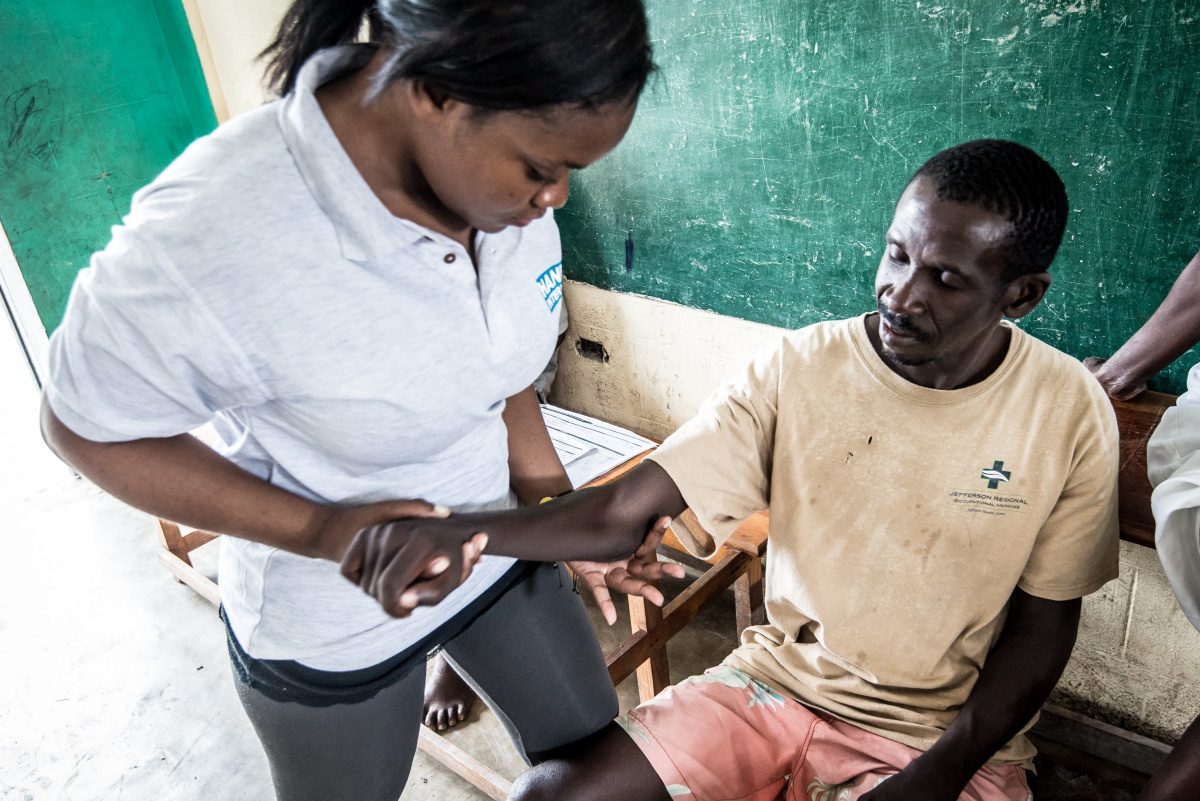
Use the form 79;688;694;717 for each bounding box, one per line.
232;562;618;801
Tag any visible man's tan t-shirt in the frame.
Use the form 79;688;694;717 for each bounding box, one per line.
648;314;1119;767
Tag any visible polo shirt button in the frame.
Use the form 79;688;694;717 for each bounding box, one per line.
443;253;456;264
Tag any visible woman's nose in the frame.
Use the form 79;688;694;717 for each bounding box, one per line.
537;173;570;210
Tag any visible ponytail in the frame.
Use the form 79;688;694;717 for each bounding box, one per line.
261;0;382;96
262;0;655;110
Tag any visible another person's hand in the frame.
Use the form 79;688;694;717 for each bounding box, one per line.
568;515;687;625
333;504;488;618
1084;356;1147;400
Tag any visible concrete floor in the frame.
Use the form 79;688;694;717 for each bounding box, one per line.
0;315;1150;801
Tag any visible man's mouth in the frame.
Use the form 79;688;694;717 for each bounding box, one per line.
877;307;930;343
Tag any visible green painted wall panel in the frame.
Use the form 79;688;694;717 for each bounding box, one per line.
0;0;217;332
560;0;1200;394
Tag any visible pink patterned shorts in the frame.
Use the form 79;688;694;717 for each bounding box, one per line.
618;666;1032;801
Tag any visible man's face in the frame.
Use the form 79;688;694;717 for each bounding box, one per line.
872;176;1017;386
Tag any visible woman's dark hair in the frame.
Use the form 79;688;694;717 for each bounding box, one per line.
261;0;655;109
909;139;1069;280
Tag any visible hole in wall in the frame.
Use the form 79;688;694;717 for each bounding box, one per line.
576;337;609;364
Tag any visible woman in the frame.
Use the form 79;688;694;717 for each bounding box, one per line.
39;1;678;799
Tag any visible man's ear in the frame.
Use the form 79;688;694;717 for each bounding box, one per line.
1002;272;1052;320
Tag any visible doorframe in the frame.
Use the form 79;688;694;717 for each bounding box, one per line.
0;220;49;389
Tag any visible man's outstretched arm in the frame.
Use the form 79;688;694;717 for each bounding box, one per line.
862;587;1081;801
340;460;690;617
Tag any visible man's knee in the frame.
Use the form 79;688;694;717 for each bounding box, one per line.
510;722;671;801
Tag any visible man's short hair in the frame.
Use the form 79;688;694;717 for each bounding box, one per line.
909;139;1069;281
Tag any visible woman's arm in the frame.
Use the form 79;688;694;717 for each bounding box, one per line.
342;460;689;616
500;386;686;622
502;385;574;505
1088;248;1200;399
40;395;467;594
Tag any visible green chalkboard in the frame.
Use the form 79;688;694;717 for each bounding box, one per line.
0;0;217;333
560;0;1200;394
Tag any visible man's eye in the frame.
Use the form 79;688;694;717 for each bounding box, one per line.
526;166;548;182
939;272;960;287
887;244;906;262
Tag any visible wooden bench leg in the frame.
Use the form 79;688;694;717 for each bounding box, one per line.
734;555;765;638
156;519;221;607
416;728;512;801
628;588;671;703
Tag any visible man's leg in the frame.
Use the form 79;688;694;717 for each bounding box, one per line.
509;722;670;801
1138;713;1200;801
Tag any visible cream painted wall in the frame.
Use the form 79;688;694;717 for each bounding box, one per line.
553;281;1200;745
182;7;1200;746
180;0;291;120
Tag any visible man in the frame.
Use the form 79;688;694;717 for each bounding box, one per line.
345;139;1120;801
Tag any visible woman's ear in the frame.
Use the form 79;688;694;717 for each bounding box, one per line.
1003;272;1052;320
406;80;452;119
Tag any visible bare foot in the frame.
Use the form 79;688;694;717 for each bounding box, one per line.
423;654;476;731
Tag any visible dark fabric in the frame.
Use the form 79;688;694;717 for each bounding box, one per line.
222;560;536;706
229;561;618;801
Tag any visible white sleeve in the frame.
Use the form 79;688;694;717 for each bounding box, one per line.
45;224;268;442
1148;378;1200;632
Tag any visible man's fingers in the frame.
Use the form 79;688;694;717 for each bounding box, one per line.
384;499;451;520
636;516;673;557
579;571;618;625
340;533;366;582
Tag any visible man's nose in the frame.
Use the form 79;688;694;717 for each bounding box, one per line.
536;173;570;210
884;267;926;316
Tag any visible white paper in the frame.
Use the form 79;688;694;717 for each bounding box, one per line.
541;404;656;488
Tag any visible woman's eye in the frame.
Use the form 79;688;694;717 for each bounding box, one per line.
526;166;548;183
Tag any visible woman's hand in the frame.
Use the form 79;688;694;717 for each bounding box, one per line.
568;515;687;624
333;505;489;618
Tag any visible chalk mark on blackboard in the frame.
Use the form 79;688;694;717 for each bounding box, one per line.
4;81;62;166
861;119;908;168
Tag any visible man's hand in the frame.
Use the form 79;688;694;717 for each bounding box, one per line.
858;755;965;801
568;515;687;624
335;505;489;618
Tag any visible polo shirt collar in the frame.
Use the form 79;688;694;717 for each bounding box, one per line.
278;45;435;261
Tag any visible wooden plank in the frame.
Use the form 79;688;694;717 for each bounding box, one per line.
1031;702;1171;776
156;550;220;607
628;589;670;701
606;551;747;685
1112;391;1174;549
416;728;513;801
733;554;765;636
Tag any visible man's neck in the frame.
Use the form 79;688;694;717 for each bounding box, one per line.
864;313;1012;390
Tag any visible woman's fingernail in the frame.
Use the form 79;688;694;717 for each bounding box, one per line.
428;556;451;575
475;534;488;552
399;590;419;607
433;504;451;517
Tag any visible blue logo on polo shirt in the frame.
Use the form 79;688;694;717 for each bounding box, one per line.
537;262;563;312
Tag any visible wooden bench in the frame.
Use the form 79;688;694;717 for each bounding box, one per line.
1112;390;1176;548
